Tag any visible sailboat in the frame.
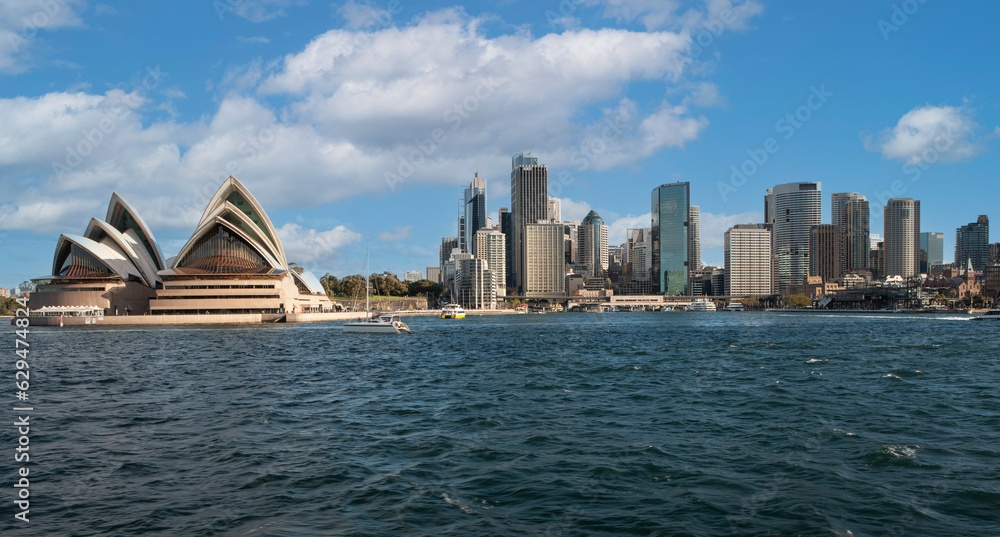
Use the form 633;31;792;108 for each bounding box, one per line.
343;246;411;334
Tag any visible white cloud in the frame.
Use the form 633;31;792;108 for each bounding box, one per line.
581;0;763;32
0;7;759;238
0;198;102;233
867;104;992;165
376;225;412;243
699;210;762;250
276;222;362;270
0;0;86;73
237;36;271;45
222;0;305;23
559;198;594;223
337;0;394;30
607;212;651;245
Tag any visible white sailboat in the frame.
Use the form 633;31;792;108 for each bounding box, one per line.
343;247;411;334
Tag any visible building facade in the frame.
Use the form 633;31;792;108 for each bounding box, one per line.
456;257;496;310
579;210;609;278
462;172;488;255
767;182;822;293
920;232;944;274
689;205;701;271
651;183;690;296
832;193;869;276
809;224;841;283
955;215;990;271
725;225;772;297
523;223;565;297
475;228;507;298
510;153;548;293
884;198;921;278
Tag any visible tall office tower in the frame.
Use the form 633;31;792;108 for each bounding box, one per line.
990;242;1000;266
547;197;561;222
499;208;512;292
562;222;579;265
463;172;487;255
626;228;652;281
955;215;990;271
651;183;690;296
523;223;565;297
689;205;701;271
579;210;609;278
456;258;496;310
440;237;459;272
510;152;548;293
884;198;921;278
725;224;772;297
809;224;840;282
764;189;776;224
475;228;506;297
832;193;870;275
770;182;822;293
920;232;944;273
426;266;442;284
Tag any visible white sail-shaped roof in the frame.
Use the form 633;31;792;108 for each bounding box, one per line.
198;176;287;268
105;193;166;271
171;217;283;273
84;218;162;287
52;234;143;282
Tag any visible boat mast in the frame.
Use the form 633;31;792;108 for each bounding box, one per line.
365;243;370;319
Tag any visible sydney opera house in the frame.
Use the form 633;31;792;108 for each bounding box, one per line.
31;176;332;320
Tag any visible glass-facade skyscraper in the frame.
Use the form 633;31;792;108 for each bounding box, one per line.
651;183;690;296
955;215;989;271
920;231;944;273
463;172;487;255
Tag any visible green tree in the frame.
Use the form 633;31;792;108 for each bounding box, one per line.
340;274;366;299
743;295;760;309
785;294;812;308
287;262;305;274
407;279;442;297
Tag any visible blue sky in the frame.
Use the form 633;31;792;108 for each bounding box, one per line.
1;0;998;288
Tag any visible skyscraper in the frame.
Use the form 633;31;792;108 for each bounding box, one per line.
475;228;506;297
547;197;561;222
689;205;701;271
524;223;565;297
510;152;548;293
990;242;1000;266
809;224;840;282
463;172;487;255
651;183;690;296
456;258;495;310
769;182;822;292
626;228;652;281
884;198;920;278
920;232;944;273
832;193;869;275
955;215;989;271
499;208;512;293
579;210;609;278
725;224;772;297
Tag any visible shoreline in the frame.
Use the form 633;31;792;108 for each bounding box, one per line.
6;307;987;327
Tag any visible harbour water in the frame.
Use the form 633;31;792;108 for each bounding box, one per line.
3;313;998;536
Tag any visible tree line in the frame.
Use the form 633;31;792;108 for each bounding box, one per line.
319;273;442;298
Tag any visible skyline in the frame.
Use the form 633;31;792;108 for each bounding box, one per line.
2;1;999;287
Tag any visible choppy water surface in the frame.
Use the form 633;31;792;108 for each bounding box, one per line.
3;313;999;536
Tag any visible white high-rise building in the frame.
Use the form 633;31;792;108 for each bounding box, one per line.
725;225;773;297
403;270;423;282
689;206;701;271
766;182;822;293
884;198;920;278
547;197;561;222
456;258;496;310
475;228;506;297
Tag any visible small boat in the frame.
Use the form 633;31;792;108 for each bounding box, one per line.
724;301;745;312
687;299;717;312
973;309;1000;321
344;313;411;333
440;303;466;319
344;246;411;334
